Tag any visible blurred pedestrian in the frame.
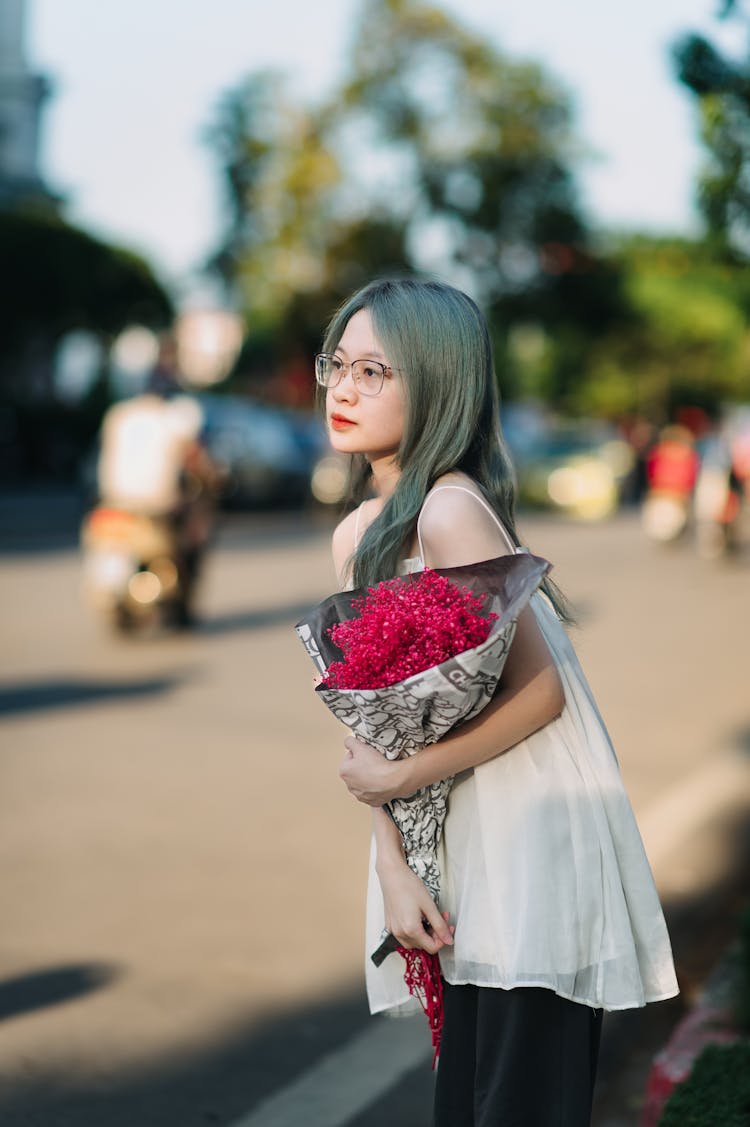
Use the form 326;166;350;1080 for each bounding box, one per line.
728;407;750;504
315;278;678;1126
617;413;656;505
694;415;743;559
641;424;699;543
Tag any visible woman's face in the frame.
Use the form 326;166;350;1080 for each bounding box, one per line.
325;309;405;465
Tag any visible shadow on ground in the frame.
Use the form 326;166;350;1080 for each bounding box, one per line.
0;675;187;718
0;805;746;1127
0;964;122;1023
196;601;319;637
0;984;371;1127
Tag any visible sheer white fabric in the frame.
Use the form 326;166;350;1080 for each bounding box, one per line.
363;487;679;1015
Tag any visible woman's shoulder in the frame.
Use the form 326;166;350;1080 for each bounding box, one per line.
425;471;486;502
421;472;498;525
418;473;514;567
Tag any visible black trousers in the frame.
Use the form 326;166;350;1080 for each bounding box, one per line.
433;983;603;1127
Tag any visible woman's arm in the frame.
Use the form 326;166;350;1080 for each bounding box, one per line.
335;510;455;952
340;606;564;804
372;806;455;953
339;485;564;805
405;606;563;790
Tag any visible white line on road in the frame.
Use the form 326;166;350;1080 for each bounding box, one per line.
226;1013;430;1127
638;745;750;868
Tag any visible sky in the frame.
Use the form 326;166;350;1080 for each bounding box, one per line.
26;0;743;305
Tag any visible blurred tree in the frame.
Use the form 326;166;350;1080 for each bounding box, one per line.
0;209;173;482
0;208;173;402
673;1;750;258
206;0;626;405
342;0;586;300
575;236;750;417
207;71;343;338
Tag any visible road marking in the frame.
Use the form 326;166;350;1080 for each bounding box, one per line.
638;746;750;868
226;1013;430;1127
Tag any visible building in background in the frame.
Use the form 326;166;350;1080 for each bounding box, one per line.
0;0;56;208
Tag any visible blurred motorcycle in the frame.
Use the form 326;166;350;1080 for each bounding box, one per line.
81;506;191;632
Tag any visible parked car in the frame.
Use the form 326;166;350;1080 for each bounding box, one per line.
512;421;634;521
198;395;326;509
305;404;633;522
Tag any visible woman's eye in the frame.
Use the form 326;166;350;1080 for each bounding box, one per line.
331;358;344;373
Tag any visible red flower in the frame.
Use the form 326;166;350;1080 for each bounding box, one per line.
321;570;498;690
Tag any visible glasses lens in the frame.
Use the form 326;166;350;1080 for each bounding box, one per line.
352;361;385;396
315;355;337;386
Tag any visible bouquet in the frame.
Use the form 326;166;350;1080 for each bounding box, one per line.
295;552;550;1058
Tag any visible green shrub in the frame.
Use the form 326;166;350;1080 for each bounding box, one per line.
658;1041;750;1126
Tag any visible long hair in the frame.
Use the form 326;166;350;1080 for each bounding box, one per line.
321;277;571;621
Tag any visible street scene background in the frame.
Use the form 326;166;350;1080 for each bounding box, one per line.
2;0;750;1122
1;499;748;1125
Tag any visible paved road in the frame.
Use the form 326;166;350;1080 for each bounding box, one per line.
0;501;748;1126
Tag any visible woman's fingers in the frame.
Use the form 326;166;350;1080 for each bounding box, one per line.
392;922;442;955
338;738;400;805
391;906;454;954
423;903;454;947
378;855;454;953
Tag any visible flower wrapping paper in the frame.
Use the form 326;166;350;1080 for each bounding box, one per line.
295;551;550;966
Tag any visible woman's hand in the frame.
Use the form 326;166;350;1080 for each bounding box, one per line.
378;858;454;955
339;737;406;805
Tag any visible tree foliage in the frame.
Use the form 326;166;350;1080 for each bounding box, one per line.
574;236;750;417
206;0;750;417
207;71;344;338
338;0;586;303
0;207;173;399
0;205;171;412
673;1;750;258
205;0;625;401
0;207;174;480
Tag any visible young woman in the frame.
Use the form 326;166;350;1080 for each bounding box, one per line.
317;277;678;1126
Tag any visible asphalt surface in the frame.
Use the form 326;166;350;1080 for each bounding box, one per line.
0;493;748;1126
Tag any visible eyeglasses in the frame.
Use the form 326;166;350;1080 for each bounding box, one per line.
314;353;400;397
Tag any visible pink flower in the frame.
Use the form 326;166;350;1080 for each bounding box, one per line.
321;569;498;690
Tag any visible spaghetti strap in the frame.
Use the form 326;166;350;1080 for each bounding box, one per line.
417;485;517;561
353;502;364;549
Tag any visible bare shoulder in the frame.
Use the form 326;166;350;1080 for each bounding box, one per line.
419;475;513;568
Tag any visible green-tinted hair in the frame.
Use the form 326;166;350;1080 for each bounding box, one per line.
321;277;570;620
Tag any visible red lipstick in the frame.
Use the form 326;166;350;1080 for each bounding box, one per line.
330;414;355;431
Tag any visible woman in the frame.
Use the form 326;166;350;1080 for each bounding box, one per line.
317;277;678;1126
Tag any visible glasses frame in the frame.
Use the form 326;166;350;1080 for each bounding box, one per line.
314;353;400;397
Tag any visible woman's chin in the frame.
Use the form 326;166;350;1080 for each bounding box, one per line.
328;431;362;454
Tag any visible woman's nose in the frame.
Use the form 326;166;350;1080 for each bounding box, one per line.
331;372;358;401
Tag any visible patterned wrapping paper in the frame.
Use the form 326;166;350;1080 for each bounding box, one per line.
295;552;550;966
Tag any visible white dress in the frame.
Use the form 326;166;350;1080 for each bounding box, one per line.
361;486;679;1015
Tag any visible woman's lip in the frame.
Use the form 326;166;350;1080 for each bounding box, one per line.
330;415;356;430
